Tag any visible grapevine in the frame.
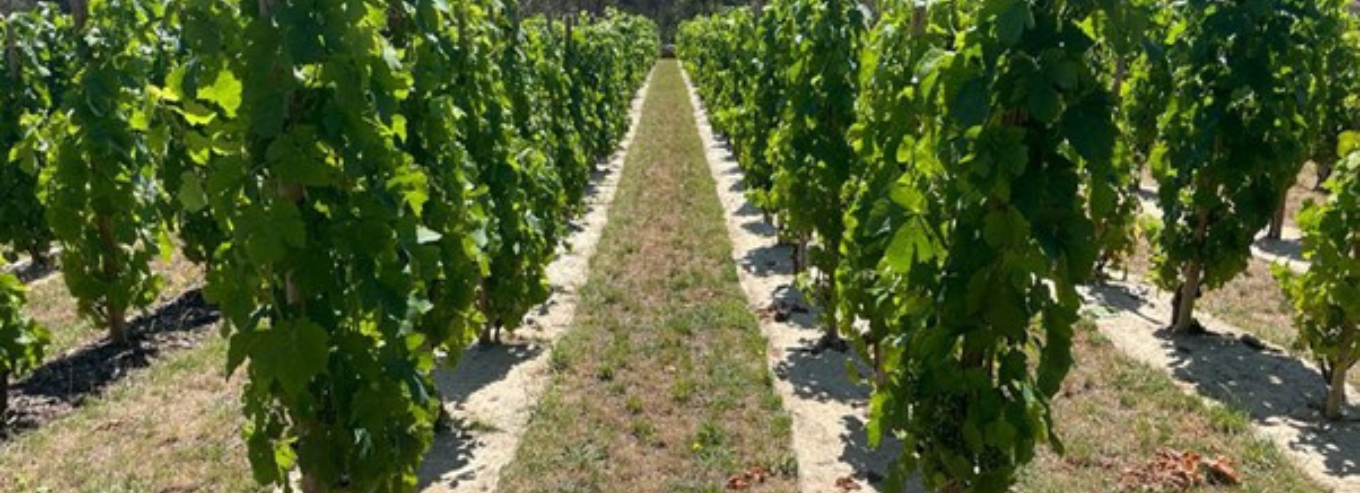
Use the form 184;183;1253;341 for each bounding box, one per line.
1275;138;1360;421
0;261;48;425
0;6;68;265
1152;0;1335;333
43;0;170;345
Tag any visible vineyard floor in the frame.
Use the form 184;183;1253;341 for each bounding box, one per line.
1122;233;1360;393
1081;279;1360;491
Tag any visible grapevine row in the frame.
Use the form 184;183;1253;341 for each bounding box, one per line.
680;0;1359;490
0;1;656;490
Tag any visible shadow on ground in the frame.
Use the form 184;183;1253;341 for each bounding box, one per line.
13;258;58;284
1083;281;1360;481
1254;237;1306;264
1165;331;1360;478
418;341;545;490
2;288;218;438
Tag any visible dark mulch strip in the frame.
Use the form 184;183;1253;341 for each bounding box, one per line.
1;288;220;439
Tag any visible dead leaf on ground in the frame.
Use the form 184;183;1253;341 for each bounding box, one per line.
727;465;773;490
1204;456;1241;485
1120;449;1241;491
835;475;862;492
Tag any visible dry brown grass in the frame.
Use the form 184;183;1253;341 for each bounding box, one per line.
1019;324;1323;492
0;337;254;492
0;246;249;491
497;60;796;493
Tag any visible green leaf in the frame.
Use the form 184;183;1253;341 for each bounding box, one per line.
200;67;243;118
177;171;209;213
253;319;329;398
996;1;1032;46
1338;131;1360;158
951;78;989;128
186;130;212;165
1061;101;1115;165
180;101;218;126
1026;86;1060;124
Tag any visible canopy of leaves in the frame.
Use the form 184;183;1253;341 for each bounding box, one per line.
1150;0;1338;291
1275;140;1360;395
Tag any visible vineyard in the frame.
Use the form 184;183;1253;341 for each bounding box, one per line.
1;0;657;491
678;0;1360;491
0;0;1359;492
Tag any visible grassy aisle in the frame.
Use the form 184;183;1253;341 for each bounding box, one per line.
496;60;796;492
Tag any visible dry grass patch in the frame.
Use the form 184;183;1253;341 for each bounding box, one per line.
497;60;796;493
1018;323;1323;493
0;336;254;492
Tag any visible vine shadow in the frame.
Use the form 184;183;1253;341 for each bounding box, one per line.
14;258;58;284
1161;328;1360;478
418;341;544;490
740;244;795;277
1081;281;1160;327
1;252;59;285
2;288;218;438
1253;237;1306;265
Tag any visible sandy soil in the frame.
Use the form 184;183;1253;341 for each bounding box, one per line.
1081;278;1360;492
416;70;654;493
681;69;910;493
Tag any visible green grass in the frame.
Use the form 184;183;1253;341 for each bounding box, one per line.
1016;322;1323;492
495;60;797;493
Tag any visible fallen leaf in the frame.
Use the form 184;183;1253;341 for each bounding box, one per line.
1203;456;1241;485
726;475;751;490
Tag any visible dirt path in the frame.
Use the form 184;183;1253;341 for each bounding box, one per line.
416;69;653;493
1082;279;1360;491
681;69;905;493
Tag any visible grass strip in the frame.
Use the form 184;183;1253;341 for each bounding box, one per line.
496;60;798;493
